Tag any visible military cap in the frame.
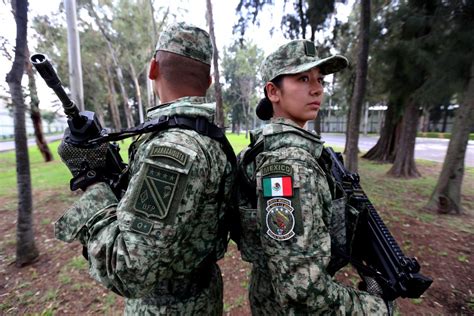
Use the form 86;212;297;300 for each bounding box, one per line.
155;22;213;65
261;40;348;82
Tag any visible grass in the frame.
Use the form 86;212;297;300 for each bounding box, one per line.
1;132;472;233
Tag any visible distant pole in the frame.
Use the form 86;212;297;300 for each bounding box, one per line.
64;0;84;111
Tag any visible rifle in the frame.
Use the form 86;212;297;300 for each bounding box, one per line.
324;147;432;301
30;53;127;197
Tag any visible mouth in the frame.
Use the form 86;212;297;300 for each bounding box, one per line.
307;102;321;110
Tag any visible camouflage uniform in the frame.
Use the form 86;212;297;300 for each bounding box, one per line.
55;24;232;315
237;40;388;315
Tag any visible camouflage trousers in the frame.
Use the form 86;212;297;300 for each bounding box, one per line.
124;263;223;315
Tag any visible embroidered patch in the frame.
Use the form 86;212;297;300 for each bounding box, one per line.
266;198;295;241
261;163;293;176
150;145;188;166
262;176;293;197
130;217;153;235
134;164;180;219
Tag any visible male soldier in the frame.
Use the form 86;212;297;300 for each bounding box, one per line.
55;23;234;315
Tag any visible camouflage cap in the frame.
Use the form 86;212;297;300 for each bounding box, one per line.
155;22;213;65
261;40;348;82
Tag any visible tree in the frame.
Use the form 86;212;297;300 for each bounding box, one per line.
344;0;370;173
363;0;436;178
84;0;134;128
206;0;224;127
25;44;53;162
222;40;263;135
6;0;39;267
425;64;474;213
424;0;474;214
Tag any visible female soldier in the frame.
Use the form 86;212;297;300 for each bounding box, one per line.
237;40;390;315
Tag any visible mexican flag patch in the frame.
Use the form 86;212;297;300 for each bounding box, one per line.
263;176;293;197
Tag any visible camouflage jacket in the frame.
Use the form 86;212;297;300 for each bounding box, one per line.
238;117;388;315
55;96;233;314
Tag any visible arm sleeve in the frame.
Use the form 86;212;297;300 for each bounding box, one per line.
55;132;219;298
257;155;388;315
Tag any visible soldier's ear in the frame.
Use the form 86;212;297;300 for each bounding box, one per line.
266;82;280;103
148;59;158;80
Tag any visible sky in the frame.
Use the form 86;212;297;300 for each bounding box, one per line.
0;0;353;110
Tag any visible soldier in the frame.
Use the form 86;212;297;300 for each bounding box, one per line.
237;40;391;315
55;23;234;315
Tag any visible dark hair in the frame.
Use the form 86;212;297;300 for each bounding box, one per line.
255;75;284;120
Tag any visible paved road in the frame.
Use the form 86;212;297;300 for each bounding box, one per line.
322;133;474;167
0;134;63;152
2;133;473;167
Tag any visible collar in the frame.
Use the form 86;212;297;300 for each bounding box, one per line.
146;96;215;123
263;117;324;158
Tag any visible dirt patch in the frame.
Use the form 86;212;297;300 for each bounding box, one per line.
0;187;472;315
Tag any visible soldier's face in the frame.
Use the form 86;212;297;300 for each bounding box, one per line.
268;67;324;127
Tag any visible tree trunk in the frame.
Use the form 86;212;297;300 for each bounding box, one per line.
206;0;225;128
345;0;370;173
6;0;39;267
441;104;449;133
87;2;134;128
130;62;144;124
105;62;122;131
297;0;306;39
362;102;400;162
425;61;474;214
387;98;421;178
25;45;53;162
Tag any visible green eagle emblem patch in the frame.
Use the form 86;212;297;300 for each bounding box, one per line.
134;164;180;219
265;198;295;241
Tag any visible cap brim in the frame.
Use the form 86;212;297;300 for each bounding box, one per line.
278;55;348;77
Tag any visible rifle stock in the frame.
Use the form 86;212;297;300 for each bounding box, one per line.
324;147;432;301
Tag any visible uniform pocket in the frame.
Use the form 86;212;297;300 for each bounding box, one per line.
238;206;262;262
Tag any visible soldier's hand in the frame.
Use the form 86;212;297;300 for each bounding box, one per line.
58;129;109;191
359;276;394;315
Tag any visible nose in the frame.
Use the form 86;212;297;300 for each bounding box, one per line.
310;78;323;96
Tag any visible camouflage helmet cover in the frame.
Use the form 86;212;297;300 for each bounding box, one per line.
261;40;348;82
155;22;213;65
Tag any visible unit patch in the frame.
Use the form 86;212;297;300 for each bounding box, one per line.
134;164;180;219
265;198;295;241
150;145;188;166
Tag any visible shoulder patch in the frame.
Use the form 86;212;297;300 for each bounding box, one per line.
262;176;293;197
261;163;293;176
150;145;188;166
133;164;180;219
265;198;295;241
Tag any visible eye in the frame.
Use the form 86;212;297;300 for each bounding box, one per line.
317;77;326;86
299;75;309;82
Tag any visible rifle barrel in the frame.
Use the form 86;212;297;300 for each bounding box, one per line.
30;53;79;118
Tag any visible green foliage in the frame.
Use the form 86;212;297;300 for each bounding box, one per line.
222;41;264;131
457;254;469;263
226;132;251;153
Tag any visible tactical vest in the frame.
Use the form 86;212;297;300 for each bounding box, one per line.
236;126;358;274
122;114;237;260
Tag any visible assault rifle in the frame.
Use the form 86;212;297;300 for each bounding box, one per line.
324;147;432;301
30;53;127;197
